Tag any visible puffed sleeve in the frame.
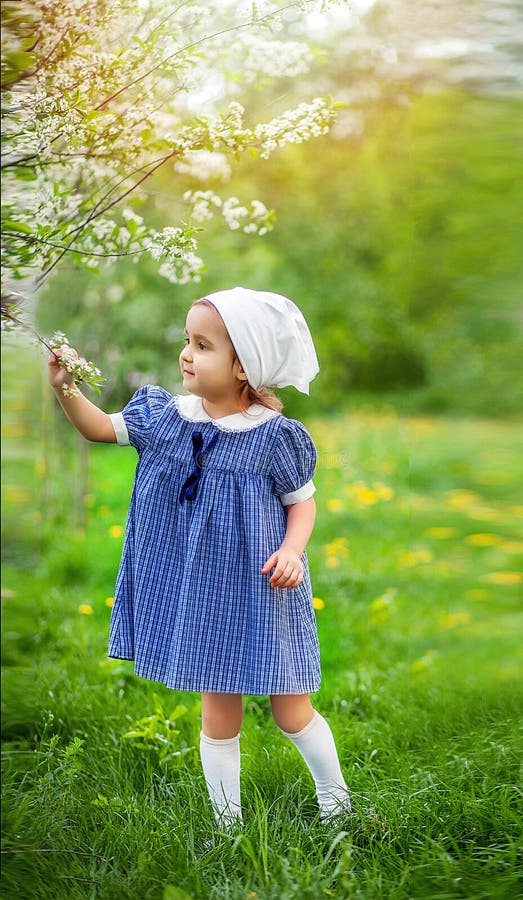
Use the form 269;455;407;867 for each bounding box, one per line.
109;385;172;452
269;419;317;506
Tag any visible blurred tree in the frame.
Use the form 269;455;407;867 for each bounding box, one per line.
36;89;523;417
27;1;523;416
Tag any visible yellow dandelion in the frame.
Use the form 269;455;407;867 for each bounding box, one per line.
313;597;325;610
444;490;480;509
369;588;396;625
7;399;29;412
465;533;504;547
474;470;510;486
372;483;394;501
408;418;442;435
109;525;123;538
463;588;490;601
105;597;114;607
408;495;432;511
499;541;523;554
480;572;523;585
326;556;340;569
355;487;379;506
35;459;47;476
424;527;458;539
410;650;437;674
369;588;396;613
344;481;366;497
2;422;29;438
3;485;31;504
370;598;390;614
399;548;433;567
78;604;94;615
326;499;344;513
492;664;523;682
323;537;350;558
468;506;499;521
438;611;471;629
381;461;396;474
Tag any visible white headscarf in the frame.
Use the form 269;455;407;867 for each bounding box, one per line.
203;286;319;395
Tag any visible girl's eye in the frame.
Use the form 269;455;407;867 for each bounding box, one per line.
183;336;189;345
198;342;207;351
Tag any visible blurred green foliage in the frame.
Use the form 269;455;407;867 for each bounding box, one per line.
37;89;523;418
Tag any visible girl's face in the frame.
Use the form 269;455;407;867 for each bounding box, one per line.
180;302;247;403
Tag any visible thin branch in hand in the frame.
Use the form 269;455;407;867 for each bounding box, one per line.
0;305;60;358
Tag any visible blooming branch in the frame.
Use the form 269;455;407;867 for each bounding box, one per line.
1;0;339;317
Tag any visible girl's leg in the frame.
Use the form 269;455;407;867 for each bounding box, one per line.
271;693;351;820
200;692;243;828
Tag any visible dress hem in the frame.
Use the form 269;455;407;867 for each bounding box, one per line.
108;652;321;695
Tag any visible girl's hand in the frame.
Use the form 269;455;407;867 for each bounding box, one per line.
47;344;78;391
262;547;304;589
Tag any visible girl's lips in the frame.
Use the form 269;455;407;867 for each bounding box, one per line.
183;368;195;376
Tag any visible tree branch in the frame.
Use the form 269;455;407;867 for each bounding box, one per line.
2;232;146;258
2;28;72;87
36;152;175;284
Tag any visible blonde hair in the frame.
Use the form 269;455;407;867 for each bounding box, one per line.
191;298;283;414
237;378;283;414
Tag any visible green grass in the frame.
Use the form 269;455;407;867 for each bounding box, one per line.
2;353;522;898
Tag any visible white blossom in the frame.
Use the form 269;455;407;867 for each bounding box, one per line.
2;0;337;305
174;151;231;182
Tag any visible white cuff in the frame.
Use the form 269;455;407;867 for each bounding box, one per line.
109;412;130;446
281;480;316;507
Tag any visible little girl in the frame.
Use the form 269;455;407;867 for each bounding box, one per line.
48;286;351;829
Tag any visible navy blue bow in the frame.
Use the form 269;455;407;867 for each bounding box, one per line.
179;430;219;503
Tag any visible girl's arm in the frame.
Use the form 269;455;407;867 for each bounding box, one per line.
48;347;116;443
261;496;316;589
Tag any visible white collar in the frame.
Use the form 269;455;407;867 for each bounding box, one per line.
174;394;279;431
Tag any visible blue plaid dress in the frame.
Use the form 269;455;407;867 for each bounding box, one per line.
107;387;321;695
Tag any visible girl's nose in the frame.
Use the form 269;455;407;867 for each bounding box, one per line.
180;344;191;362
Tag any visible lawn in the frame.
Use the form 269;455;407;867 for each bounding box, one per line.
1;350;522;899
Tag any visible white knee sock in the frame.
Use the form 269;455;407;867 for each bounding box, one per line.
280;710;351;819
199;731;242;828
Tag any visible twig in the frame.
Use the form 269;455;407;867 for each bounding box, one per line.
37;152;174;283
2;231;146;258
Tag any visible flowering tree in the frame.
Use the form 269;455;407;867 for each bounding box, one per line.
1;0;338;327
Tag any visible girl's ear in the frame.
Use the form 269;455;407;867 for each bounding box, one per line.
233;356;248;383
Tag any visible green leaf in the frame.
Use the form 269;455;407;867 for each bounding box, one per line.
6;50;34;73
2;220;32;235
